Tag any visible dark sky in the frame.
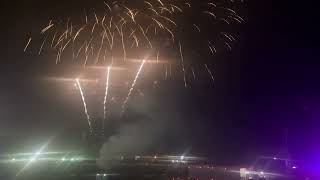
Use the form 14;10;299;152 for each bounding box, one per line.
0;0;320;164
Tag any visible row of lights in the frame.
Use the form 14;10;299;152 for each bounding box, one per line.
10;157;83;162
133;155;185;161
61;157;83;161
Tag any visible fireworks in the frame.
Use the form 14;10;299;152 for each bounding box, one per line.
178;41;187;88
122;59;146;113
204;64;215;83
76;79;92;131
103;66;111;121
24;37;32;52
26;0;243;71
25;0;245;131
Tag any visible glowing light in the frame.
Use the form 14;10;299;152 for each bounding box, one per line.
24;37;32;52
103;66;111;120
29;151;41;162
135;155;141;160
122;59;146;113
178;41;187;88
16;137;54;176
292;166;297;169
61;158;66;161
76;79;92;131
205;64;214;84
180;156;184;160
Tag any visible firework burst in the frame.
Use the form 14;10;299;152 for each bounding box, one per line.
25;0;245;131
26;0;244;80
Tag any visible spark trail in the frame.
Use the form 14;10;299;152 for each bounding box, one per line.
103;66;111;121
179;42;187;88
76;79;92;131
24;38;32;52
122;59;146;114
204;64;214;84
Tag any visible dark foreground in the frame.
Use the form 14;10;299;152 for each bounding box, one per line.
0;161;241;180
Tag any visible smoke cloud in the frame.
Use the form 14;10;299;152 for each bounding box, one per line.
97;90;182;169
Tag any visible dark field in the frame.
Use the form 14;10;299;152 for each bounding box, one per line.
0;161;240;180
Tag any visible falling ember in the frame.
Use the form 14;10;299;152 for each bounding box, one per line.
179;42;187;88
193;24;201;32
38;36;47;55
103;66;111;121
165;64;168;80
191;67;196;80
156;0;164;6
122;60;146;113
24;37;32;52
156;50;160;63
224;42;232;51
41;23;54;34
208;41;217;55
75;79;92;131
203;11;217;19
204;64;214;84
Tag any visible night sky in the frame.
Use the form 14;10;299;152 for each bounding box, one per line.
0;0;320;164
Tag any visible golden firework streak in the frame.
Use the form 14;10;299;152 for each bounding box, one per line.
122;60;146;113
76;79;92;131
